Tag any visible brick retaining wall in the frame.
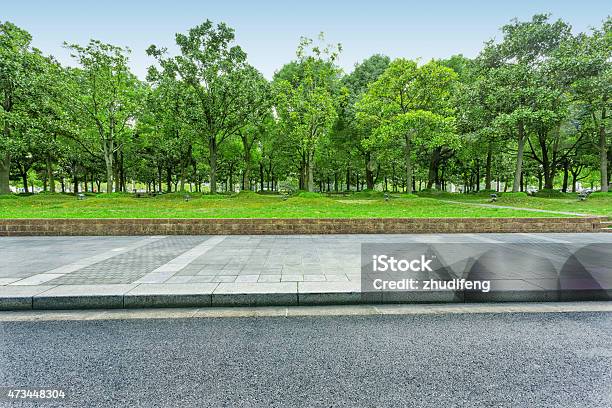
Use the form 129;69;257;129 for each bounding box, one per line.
0;217;603;236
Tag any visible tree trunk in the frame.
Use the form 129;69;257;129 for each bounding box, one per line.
346;165;350;192
561;161;569;193
475;159;480;192
179;162;186;193
365;152;374;190
21;171;28;193
46;155;55;193
259;162;264;191
512;122;526;192
485;142;493;190
427;148;439;189
404;133;413;194
0;153;10;194
209;137;218;194
166;167;172;192
104;149;113;193
599;122;608;192
306;151;315;192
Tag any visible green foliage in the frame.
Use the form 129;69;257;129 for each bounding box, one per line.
500;192;529;198
1;15;610;203
533;189;572;198
295;191;323;199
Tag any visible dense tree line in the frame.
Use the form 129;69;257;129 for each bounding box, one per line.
0;14;610;195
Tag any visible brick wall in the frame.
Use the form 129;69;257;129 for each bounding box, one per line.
0;217;603;236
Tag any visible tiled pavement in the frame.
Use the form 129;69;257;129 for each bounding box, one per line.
1;233;611;310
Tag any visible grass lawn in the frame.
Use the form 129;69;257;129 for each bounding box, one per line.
0;191;588;219
426;192;612;218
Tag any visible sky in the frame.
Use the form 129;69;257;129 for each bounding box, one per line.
3;0;611;79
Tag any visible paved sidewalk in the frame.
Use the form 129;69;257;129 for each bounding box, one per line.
1;233;612;310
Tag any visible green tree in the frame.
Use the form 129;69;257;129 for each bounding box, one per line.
0;22;44;194
480;14;573;192
63;40;141;193
339;54;390;189
553;17;611;191
273;35;343;192
358;59;458;192
147;20;267;194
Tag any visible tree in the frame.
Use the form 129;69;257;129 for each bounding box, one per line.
63;40;141;193
339;54;390;189
553;18;611;191
0;22;44;194
358;59;458;192
147;20;266;194
480;14;573;192
273;34;343;192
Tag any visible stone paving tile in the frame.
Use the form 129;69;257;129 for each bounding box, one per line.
0;278;22;286
165;276;193;284
281;274;304;282
35;284;137;296
260;267;283;275
3;234;612;298
212;275;237;283
325;274;350;282
0;285;57;297
303;274;327;282
46;236;210;285
235;275;259;283
196;269;221;276
188;276;216;283
258;275;281;283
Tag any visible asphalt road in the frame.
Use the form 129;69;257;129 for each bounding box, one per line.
1;312;611;408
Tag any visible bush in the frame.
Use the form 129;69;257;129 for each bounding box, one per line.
469;189;498;197
352;189;385;198
533;189;571;198
500;192;528;198
295;191;323;199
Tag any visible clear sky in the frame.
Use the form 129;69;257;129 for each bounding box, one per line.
3;0;610;79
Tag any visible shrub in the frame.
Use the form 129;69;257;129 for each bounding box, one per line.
534;189;572;198
295;191;323;199
470;189;498;197
500;192;528;198
352;189;385;198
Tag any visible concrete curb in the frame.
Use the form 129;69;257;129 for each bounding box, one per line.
1;288;611;311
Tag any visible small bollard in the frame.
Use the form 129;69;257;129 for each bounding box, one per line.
384;193;389;202
77;193;86;200
578;192;587;201
490;193;498;202
184;194;191;202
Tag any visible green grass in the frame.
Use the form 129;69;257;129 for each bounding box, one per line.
437;192;612;217
0;192;583;219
